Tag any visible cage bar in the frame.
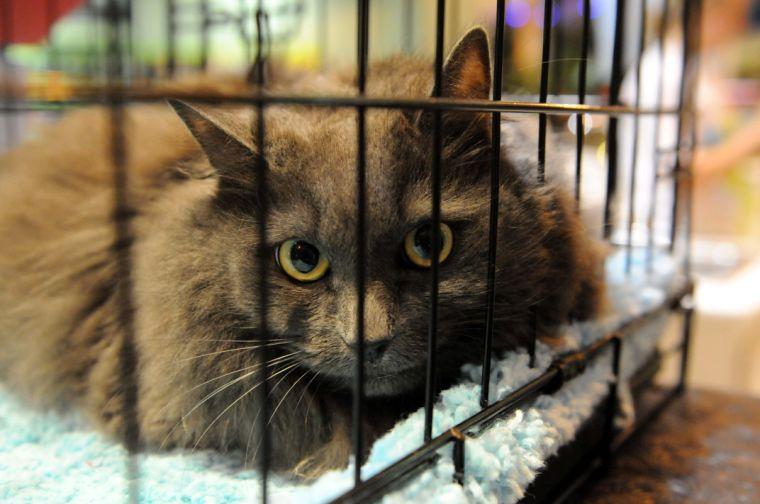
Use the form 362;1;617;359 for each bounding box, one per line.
677;296;694;393
424;0;446;444
200;0;210;70
452;428;466;485
402;0;414;54
528;0;555;370
645;0;671;272
352;0;369;483
3;90;685;115
104;1;140;503
536;0;553;184
604;336;622;460
166;0;177;77
684;0;703;277
45;0;60;71
480;0;506;409
0;0;11;48
603;0;627;240
530;0;555;369
670;0;697;253
574;0;591;207
0;0;15;151
253;3;271;501
624;0;648;273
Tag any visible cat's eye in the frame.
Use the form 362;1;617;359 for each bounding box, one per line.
276;239;330;282
403;223;454;268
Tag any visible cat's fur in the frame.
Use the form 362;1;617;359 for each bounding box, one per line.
0;28;603;476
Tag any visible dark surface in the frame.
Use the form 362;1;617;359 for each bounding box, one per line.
580;388;760;503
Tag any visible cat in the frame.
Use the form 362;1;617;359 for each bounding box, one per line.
0;27;603;477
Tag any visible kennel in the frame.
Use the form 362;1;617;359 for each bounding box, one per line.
0;0;701;502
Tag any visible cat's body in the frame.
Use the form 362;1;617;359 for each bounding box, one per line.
0;29;603;476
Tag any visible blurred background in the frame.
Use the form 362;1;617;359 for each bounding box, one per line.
1;0;758;395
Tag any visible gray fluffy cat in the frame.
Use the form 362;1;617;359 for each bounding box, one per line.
0;28;603;477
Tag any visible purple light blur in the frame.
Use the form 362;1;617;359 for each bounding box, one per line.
533;2;561;28
577;0;604;19
505;0;531;28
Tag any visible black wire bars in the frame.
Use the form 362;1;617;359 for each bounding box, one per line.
0;0;702;502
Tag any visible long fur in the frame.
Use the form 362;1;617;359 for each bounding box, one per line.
0;28;604;477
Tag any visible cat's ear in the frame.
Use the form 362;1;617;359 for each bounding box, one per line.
168;99;257;188
412;27;492;168
414;27;492;130
440;27;491;100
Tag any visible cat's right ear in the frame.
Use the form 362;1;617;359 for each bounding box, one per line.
168;99;258;189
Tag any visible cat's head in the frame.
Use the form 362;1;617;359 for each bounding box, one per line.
157;27;599;398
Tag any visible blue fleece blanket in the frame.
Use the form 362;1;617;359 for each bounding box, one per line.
0;250;683;503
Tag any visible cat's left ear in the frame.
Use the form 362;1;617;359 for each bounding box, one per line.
169;99;258;189
414;27;492;146
440;27;491;100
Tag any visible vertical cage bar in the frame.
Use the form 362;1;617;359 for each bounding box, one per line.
528;309;537;368
402;0;414;54
0;0;9;48
574;0;591;207
604;0;627;240
123;0;133;81
669;0;695;253
625;0;648;273
86;0;100;80
531;0;554;369
536;0;553;183
200;0;210;70
452;429;466;485
480;0;506;408
45;0;60;71
166;0;176;77
683;0;703;277
253;3;270;502
604;336;622;457
105;1;139;503
676;297;694;393
0;0;15;152
424;0;445;443
353;0;369;483
645;0;671;272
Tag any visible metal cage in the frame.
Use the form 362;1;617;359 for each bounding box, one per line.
0;0;702;502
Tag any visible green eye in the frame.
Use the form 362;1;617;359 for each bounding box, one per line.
403;223;454;268
276;239;330;282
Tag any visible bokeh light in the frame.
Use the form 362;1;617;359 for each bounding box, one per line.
533;1;561;28
505;0;532;28
577;0;604;20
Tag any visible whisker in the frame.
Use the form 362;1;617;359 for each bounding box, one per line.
244;367;313;473
158;352;303;449
178;340;293;362
268;368;310;428
141;336;293;343
192;360;302;450
303;371;325;429
156;352;303;419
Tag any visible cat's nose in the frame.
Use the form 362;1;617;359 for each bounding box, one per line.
348;339;390;363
